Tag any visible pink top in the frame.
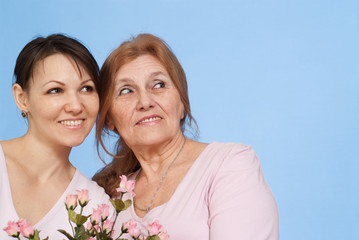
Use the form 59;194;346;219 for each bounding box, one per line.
0;144;113;240
115;142;279;239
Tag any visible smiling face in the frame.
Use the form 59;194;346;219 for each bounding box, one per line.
22;53;99;148
107;55;185;149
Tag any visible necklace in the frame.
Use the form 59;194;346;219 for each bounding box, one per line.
134;138;186;212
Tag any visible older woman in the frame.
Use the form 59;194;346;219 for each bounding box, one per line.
93;34;279;239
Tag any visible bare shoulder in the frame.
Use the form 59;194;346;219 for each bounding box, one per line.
0;138;22;157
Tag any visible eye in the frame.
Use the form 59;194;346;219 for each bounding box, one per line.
119;88;133;95
47;88;62;94
154;82;165;89
81;86;94;92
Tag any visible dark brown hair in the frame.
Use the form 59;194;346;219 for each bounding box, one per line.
14;33;99;91
93;34;196;196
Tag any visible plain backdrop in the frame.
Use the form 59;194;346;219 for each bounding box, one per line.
1;0;358;239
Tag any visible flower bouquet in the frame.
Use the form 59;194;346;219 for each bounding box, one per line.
3;176;169;240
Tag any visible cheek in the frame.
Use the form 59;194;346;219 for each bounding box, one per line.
86;96;100;116
109;104;131;127
170;95;185;120
30;98;62;118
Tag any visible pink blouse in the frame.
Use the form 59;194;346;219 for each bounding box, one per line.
0;144;113;240
114;142;279;239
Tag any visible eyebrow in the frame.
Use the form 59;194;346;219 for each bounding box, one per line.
42;78;94;87
42;80;65;87
80;79;95;85
117;77;133;83
117;71;167;81
150;71;167;78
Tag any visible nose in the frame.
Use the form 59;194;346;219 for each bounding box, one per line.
136;90;154;111
64;92;83;114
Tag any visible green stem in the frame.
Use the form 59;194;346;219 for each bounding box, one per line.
80;206;84;215
68;214;75;236
110;211;120;236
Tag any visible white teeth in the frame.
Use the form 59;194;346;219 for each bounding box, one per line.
139;117;161;124
60;120;83;126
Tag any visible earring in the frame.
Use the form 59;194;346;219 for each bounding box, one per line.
21;110;28;118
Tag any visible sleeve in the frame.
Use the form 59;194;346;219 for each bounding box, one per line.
208;144;279;240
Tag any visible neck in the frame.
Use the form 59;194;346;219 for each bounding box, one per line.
133;133;186;180
11;134;74;181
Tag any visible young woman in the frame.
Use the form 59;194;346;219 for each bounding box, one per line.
0;34;112;239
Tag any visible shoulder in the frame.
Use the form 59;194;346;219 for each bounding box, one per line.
0;139;23;157
206;142;260;171
207;143;279;239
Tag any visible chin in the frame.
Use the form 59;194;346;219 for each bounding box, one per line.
62;137;87;148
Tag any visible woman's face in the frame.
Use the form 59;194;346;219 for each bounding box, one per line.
24;53;99;147
107;55;185;149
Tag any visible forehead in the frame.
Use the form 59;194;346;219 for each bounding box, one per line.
33;54;74;75
31;54;89;83
115;55;169;81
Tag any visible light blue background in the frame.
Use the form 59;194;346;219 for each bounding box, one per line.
1;0;358;239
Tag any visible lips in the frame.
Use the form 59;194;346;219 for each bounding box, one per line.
136;115;162;125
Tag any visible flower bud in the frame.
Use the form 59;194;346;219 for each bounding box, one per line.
116;175;136;197
3;221;20;237
90;208;102;225
76;189;89;207
65;194;78;210
18;219;34;238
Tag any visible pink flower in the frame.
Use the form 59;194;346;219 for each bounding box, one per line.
98;204;109;220
158;231;170;240
87;223;100;236
116;175;136;197
128;226;141;238
76;189;89;206
102;219;114;233
89;238;96;240
65;194;78;210
90;208;102;225
147;219;163;236
93;224;99;232
122;219;137;231
85;221;93;230
122;219;140;237
18;219;34;238
3;221;20;237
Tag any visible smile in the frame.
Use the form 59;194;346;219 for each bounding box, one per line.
137;117;162;124
60;120;84;126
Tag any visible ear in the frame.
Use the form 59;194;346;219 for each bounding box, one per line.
105;115;115;131
181;109;186;120
180;102;186;120
12;83;29;113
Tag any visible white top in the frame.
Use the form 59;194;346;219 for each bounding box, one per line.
0;144;113;240
114;142;279;240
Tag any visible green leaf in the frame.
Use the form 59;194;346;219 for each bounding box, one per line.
68;210;89;225
58;229;75;240
31;230;41;240
74;225;92;240
123;199;132;211
98;232;112;240
146;236;160;240
110;198;126;212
